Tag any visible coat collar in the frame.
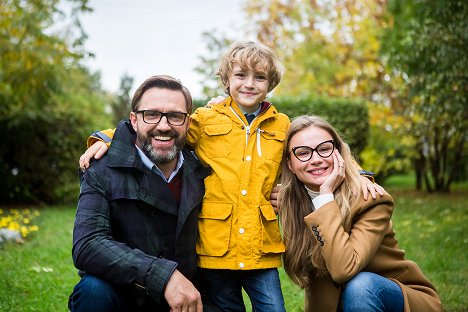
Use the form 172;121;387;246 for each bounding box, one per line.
106;119;143;170
211;96;278;126
105;119;210;241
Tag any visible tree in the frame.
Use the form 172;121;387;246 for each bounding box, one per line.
242;0;393;101
194;30;232;99
0;0;112;204
382;0;468;192
111;73;134;124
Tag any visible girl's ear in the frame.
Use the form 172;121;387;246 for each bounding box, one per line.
287;159;294;175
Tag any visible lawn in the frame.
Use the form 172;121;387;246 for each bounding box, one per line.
0;177;466;311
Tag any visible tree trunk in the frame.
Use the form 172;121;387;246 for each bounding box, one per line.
424;171;433;193
414;147;425;191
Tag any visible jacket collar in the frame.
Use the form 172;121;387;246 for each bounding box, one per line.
212;96;277;126
106;119;143;170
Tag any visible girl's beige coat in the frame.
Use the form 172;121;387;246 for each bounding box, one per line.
303;193;442;312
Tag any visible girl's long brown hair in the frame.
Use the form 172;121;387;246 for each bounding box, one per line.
279;115;362;288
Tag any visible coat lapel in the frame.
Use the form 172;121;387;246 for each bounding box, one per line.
137;172;178;216
176;150;210;241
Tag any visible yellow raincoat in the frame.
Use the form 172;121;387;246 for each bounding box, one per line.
189;97;289;270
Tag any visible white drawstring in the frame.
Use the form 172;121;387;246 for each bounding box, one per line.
257;128;263;157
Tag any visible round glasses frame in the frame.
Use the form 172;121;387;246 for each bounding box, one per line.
135;110;189;126
290;140;335;162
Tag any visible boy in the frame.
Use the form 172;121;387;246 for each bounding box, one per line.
187;41;288;311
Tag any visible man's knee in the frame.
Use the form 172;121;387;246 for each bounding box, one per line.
69;275;121;312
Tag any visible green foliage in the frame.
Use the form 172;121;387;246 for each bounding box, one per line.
242;0;392;102
0;90;109;204
194;31;232;99
361;125;413;182
111;74;134;124
193;98;208;109
0;0;113;204
382;0;468;192
272;95;369;157
360;104;414;181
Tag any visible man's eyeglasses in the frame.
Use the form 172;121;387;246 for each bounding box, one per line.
290;140;335;162
135;110;189;126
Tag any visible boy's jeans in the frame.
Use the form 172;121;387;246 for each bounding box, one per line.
200;268;286;312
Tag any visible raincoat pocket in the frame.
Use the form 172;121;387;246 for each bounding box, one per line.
259;204;285;254
259;130;286;163
196;202;233;256
200;123;232;158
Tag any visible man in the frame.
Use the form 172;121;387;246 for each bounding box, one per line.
69;75;211;312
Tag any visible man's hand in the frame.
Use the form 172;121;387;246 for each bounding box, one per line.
270;184;281;214
79;141;109;171
164;270;202;312
206;96;226;107
359;176;385;200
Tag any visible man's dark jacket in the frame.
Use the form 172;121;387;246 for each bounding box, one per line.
72;120;210;307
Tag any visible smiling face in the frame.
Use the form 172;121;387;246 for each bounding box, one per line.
227;63;270;113
130;87;190;166
287;126;335;191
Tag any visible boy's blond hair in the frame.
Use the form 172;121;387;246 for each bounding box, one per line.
217;41;283;94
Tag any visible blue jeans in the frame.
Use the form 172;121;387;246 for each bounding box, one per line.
200;268;285;312
341;272;404;312
68;274;168;312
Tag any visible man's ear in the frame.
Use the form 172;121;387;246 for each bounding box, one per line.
130;112;138;132
186;115;192;128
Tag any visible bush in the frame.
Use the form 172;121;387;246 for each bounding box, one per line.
360;104;414;182
272;95;369;156
0;112;92;204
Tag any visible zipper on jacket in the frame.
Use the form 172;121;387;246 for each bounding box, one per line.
229;106;267;157
230;107;250;148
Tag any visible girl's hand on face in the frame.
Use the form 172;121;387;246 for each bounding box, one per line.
319;150;345;195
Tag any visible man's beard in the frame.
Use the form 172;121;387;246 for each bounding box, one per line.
136;129;186;165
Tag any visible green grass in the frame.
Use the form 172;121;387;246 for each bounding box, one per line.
389;190;467;311
0;177;466;311
0;206;79;312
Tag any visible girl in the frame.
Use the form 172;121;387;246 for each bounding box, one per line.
279;115;442;312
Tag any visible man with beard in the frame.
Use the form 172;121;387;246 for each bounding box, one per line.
69;75;212;312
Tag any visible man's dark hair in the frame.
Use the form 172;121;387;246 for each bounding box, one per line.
131;75;193;113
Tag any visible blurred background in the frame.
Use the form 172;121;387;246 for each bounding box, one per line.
0;0;466;310
0;0;466;204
